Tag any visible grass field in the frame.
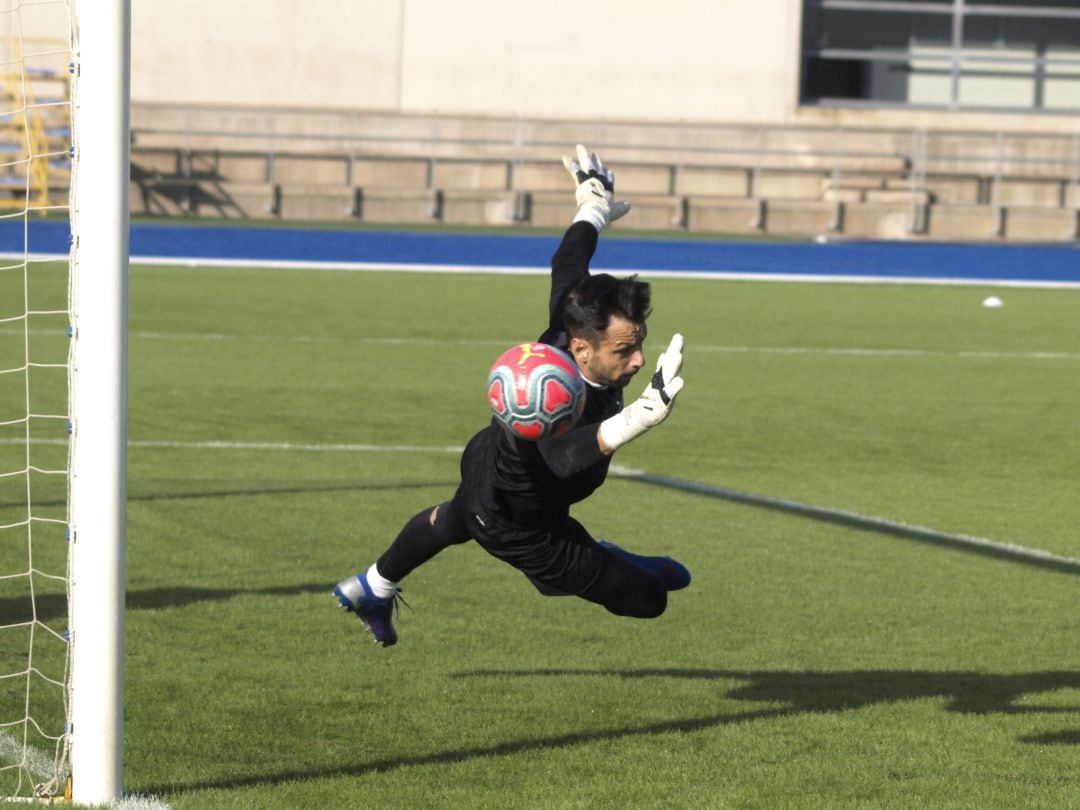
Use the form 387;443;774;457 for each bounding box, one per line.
2;252;1079;807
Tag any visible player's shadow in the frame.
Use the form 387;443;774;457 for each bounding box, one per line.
124;479;455;504
139;666;1080;796
0;478;455;510
0;582;336;624
453;666;1080;720
0;479;456;622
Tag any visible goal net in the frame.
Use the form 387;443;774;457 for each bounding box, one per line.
1;0;128;803
0;0;74;800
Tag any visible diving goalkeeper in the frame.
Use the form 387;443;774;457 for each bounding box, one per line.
334;144;689;646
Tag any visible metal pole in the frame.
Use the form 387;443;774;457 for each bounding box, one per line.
69;0;130;803
950;0;964;109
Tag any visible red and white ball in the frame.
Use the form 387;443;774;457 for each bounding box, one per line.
486;343;586;441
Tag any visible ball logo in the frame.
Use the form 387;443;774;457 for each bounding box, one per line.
487;343;586;441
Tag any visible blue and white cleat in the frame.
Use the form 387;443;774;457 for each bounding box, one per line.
334;570;401;647
599;540;691;591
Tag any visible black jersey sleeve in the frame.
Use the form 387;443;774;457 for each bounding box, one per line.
537;221;599;346
536;420;606;478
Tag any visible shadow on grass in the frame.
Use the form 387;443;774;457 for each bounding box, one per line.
0;479;455;621
124;479;456;503
0;478;456;510
614;471;1080;577
140;666;1080;796
0;582;337;624
454;667;1080;717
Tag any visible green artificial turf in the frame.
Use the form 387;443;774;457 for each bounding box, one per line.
2;258;1078;807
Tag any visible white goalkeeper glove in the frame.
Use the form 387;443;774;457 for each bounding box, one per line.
562;143;631;232
599;333;685;451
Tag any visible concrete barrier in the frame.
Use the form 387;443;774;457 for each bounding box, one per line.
840;201;917;239
516;163;572;193
129;178;277;218
357;188;439;224
440;190;517;226
752;172;826;200
763;200;836;236
526;191;576;228
996;179;1065;207
1003;207;1078;242
926;204;1002;240
273;155;350;186
613;165;674;195
196;182;277;218
923;176;982;204
686;197;762;235
197;151;270;184
611;195;684;231
353;158;431;189
676;167;750;197
432;160;510;191
278;185;355;220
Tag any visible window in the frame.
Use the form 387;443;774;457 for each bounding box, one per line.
800;0;1080;112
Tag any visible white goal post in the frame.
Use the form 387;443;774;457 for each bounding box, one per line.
68;0;130;804
0;0;129;800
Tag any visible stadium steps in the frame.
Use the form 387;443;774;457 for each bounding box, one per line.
127;105;1080;242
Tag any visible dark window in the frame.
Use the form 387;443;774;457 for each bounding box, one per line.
800;1;1080;112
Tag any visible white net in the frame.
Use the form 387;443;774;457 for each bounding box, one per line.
0;0;73;801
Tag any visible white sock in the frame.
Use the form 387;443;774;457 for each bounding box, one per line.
365;563;399;599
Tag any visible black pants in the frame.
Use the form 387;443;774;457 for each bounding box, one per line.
376;498;667;619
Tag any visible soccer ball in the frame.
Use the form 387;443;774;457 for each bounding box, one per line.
487;343;586;441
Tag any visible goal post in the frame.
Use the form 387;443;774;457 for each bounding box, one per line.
68;0;130;804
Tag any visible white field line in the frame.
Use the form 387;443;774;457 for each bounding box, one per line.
126;333;1080;361
0;729;60;782
121;255;1080;289
4;326;1078;362
0;437;465;454
609;464;1080;574
6;251;1080;289
0;732;162;809
3;435;1076;572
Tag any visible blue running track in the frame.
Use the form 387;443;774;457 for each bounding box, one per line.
4;219;1079;286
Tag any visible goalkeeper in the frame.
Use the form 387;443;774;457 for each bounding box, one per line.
334;144;689;646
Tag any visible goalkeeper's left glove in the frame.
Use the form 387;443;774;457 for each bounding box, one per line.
562;143;631;232
599;333;685;451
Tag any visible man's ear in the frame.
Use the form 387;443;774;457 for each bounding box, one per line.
569;336;591;368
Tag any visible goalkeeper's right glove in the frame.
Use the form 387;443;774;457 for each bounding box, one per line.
599;333;685;452
562;143;631;232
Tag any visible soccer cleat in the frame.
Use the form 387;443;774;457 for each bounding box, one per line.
333;570;402;647
599;540;691;591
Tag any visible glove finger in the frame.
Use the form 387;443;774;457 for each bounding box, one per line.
576;144;595;174
589;153;607;185
660;333;684;379
663;375;684;401
610;200;631;221
563;155;588;184
654;337;682;373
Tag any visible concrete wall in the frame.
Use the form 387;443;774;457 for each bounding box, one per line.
130;0;802;124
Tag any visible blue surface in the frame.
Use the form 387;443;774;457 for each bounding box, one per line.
5;219;1080;284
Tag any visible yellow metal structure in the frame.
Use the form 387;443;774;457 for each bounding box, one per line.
0;36;71;212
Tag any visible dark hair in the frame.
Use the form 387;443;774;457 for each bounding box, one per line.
562;273;652;342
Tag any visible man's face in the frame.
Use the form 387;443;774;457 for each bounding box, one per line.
570;316;647;389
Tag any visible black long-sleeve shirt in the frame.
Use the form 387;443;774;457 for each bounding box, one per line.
457;222;623;531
